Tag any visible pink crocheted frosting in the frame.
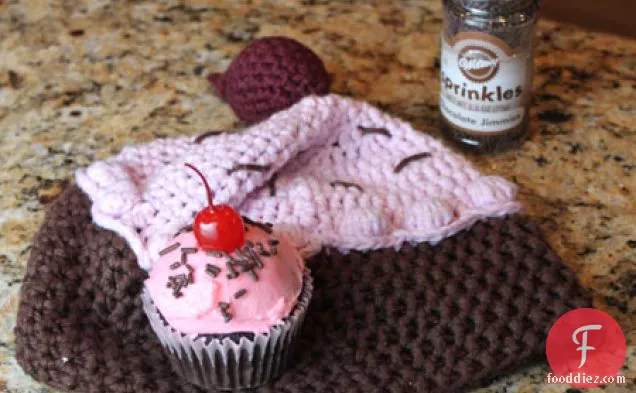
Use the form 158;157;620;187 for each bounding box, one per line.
75;95;520;270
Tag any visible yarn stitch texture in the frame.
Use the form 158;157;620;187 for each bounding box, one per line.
208;36;331;123
15;186;591;393
75;95;520;270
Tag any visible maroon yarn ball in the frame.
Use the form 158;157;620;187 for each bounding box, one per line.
208;36;331;123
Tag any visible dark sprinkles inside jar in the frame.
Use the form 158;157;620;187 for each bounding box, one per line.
445;1;538;47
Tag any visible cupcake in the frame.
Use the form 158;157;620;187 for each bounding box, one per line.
141;164;312;390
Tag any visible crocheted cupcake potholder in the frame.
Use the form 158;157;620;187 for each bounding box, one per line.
16;186;591;393
16;95;590;392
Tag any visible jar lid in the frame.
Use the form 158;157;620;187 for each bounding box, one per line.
458;0;537;16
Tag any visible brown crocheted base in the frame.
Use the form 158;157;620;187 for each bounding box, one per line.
15;186;590;393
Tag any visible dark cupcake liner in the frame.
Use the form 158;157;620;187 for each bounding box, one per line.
142;270;313;391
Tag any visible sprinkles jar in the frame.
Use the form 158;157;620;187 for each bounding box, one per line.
439;0;539;153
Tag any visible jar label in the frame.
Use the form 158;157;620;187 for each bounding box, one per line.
440;32;531;134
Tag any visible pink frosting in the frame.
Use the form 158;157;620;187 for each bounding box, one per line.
145;224;304;335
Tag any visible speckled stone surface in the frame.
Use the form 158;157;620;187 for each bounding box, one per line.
0;1;634;392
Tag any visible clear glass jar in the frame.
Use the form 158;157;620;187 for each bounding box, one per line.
439;0;539;153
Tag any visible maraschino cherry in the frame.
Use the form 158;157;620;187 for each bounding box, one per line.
185;163;245;253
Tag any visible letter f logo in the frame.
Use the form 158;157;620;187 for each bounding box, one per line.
547;309;626;388
572;324;602;368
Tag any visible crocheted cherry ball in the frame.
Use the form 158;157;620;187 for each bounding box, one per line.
208;36;331;123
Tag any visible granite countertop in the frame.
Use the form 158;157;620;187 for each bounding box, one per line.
0;0;634;392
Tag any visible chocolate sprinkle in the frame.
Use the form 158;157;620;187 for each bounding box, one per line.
357;125;392;138
185;264;194;284
169;262;181;270
256;243;270;256
194;130;227;144
247;270;259;282
229;253;249;266
167;273;189;298
205;264;221;277
174;225;193;237
234;289;247;299
241;215;255;225
159;242;180;256
226;261;238;279
267;173;278;197
180;252;187;266
232;259;250;269
227;163;271;175
242;216;273;234
394;152;432;173
240;263;257;272
181;247;197;254
245;246;264;268
206;251;223;258
268;239;279;246
218;302;233;323
234;249;252;262
330;181;363;191
169;274;187;283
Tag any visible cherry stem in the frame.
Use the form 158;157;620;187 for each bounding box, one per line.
185;163;214;207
